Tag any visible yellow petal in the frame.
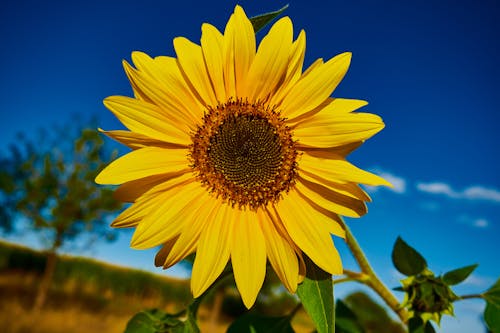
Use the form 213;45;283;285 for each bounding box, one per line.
281;52;352;119
223;5;256;98
110;173;193;228
294;112;384;148
269;30;306;106
95;147;189;185
297;141;364;159
299;152;392;187
319;98;368;114
114;172;189;203
98;129;184;150
122;60;195;132
244;16;293;101
163;195;221;268
300;170;371;202
284;30;306;86
260;208;299;293
103;96;191;145
290;189;346;238
154;236;179;267
301;58;324;77
130;181;205;249
191;204;234;297
201;24;226;102
111;202;149;229
131;52;204;123
295;177;367;218
275;191;343;275
287;97;368;126
174;37;218;107
231;210;267;308
122;60;154;103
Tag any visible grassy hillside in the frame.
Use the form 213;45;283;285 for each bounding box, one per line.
0;240;198;332
0;240;192;306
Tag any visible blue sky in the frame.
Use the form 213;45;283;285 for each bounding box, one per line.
1;0;499;331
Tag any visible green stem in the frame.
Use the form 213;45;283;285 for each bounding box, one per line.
342;269;369;281
456;293;484;301
339;220;409;323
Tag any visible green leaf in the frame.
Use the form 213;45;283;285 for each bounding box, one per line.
227;313;294;333
484;301;500;332
297;257;334;333
125;309;175;333
424;321;436;333
392;237;427;276
249;4;289;33
335;300;364;333
442;264;478;285
484;278;500;308
124;308;199;333
408;317;424;333
408;317;435;333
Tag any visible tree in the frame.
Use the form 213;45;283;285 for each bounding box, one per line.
0;125;123;312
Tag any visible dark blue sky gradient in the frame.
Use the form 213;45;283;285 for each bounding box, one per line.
1;1;498;331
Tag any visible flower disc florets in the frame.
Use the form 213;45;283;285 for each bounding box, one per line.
190;99;298;209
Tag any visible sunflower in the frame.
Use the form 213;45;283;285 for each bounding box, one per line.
96;5;390;308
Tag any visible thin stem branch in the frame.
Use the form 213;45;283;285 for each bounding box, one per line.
339;219;409;323
456;293;484;301
334;277;361;285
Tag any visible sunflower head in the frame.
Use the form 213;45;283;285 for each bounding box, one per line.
96;5;390;308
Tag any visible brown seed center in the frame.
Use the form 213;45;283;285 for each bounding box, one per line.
190;100;298;209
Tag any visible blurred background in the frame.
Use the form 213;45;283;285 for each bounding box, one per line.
0;0;498;332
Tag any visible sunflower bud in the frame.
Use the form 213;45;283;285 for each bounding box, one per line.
400;270;456;324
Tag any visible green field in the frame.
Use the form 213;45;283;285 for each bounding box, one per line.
0;240;214;332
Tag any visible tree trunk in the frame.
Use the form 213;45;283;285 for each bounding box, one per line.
32;249;58;313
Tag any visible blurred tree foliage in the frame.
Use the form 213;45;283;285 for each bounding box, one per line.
0;124;123;311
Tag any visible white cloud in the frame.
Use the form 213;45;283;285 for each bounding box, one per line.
458;215;490;229
416;182;500;203
416;182;458;197
473;218;489;228
463;186;500;202
365;170;406;194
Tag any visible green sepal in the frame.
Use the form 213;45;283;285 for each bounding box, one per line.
442;264;478;285
296;257;335;333
249;4;289;33
226;313;295;333
392;237;427;276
